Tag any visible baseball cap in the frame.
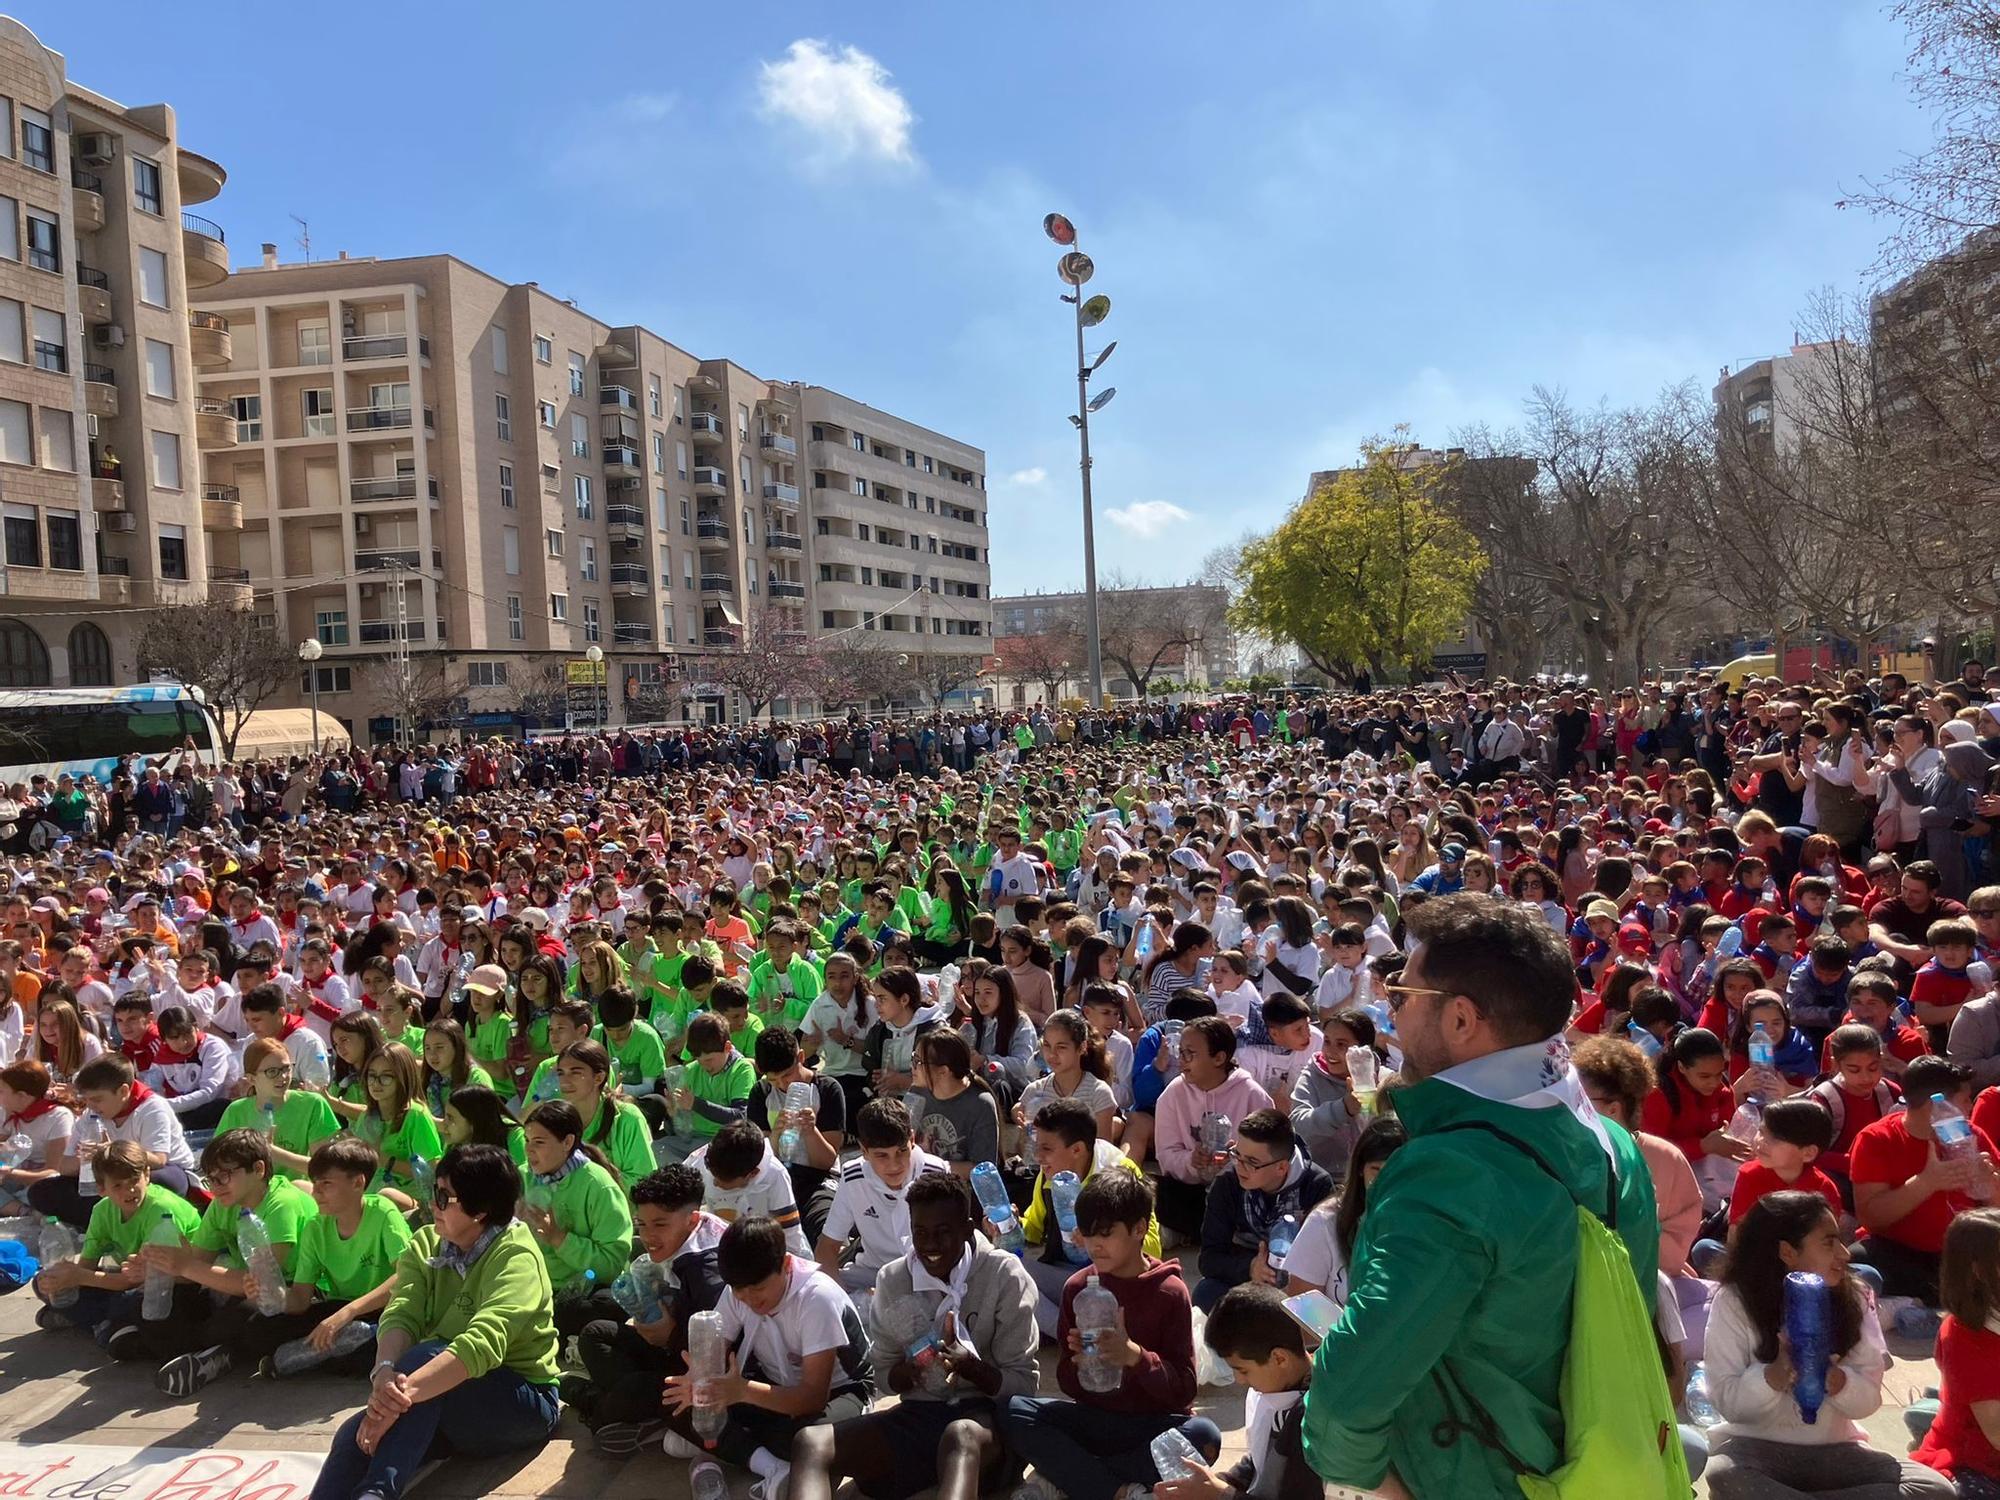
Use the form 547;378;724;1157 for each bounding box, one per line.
461;964;509;998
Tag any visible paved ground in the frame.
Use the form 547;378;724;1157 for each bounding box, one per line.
0;1282;1942;1499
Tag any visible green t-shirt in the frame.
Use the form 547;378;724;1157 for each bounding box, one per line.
215;1091;342;1179
523;1056;561;1108
425;1062;498;1121
686;1048;756;1140
79;1182;201;1263
467;1011;514;1066
387;1023;427;1055
191;1176;317;1271
358;1104;445;1190
593;1019;668;1089
645;950;690;1015
726;1012;765;1061
588;1097;657;1186
747;955;822;1028
291;1192;415;1300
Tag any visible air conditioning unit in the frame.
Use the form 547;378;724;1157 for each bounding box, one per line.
354;515;372;535
76;132;117;166
102;513;136;533
90;324;126;351
358;582;377;600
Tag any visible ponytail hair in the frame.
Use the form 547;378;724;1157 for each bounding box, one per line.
523;1098;618;1184
1657;1026;1725;1112
1043;1007;1110;1082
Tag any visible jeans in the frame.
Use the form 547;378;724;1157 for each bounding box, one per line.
311;1339;559;1500
998;1398;1221;1500
47;1285;141;1346
1705;1434;1955;1498
1847;1236;1942;1304
1022;1252;1085;1337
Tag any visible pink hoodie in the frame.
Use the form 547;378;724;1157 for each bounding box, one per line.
1156;1067;1274;1185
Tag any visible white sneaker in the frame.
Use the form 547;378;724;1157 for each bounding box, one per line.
748;1460;790;1500
662;1429;702;1459
1014;1479;1066;1500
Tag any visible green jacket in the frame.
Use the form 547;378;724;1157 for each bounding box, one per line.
536;1157;635;1290
1301;1073;1658;1500
382;1220;559;1386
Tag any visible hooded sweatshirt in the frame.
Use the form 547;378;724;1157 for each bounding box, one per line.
1055;1254;1196;1416
1156;1067;1274;1186
870;1240;1041;1403
1290;1055;1367;1185
1199;1149;1336;1286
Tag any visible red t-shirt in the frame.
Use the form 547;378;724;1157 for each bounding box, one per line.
1640;1080;1735;1165
1913;1315;2000;1481
1970;1086;2000;1146
1820;1021;1930;1075
1728;1161;1844;1224
1850;1112;1999;1253
1821;1082;1892;1180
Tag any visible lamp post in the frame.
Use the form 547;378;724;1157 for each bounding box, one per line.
297;638;323;755
1044;213;1113;708
585;643;604;736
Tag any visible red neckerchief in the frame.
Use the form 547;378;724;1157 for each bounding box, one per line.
279;1011;308;1038
7;1095;60;1125
112;1080;155;1122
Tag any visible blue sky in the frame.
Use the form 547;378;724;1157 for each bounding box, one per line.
45;2;1926;595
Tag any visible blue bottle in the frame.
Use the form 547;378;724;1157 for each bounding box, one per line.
1784;1271;1832;1424
1267;1212;1299;1289
971;1162;1024;1252
1051;1170;1089;1264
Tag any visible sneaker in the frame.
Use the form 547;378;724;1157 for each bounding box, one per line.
1014;1478;1066;1500
662;1430;702;1459
594;1420;666;1458
156;1345;231;1397
34;1305;68;1332
748;1461;790;1500
272;1319;374;1377
104;1324;145;1362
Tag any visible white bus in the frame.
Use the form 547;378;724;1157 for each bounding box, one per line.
0;684;221;787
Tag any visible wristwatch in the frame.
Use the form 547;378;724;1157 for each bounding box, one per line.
369;1359;396;1384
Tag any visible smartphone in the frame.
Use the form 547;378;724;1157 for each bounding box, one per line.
1282;1289;1341;1342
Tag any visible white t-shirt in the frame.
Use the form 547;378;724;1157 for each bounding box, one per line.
801;991;871;1078
5;1103;73;1167
1102;1030;1134;1110
689;1141;810;1255
716;1254;857;1387
821;1146;951;1275
1211;979;1262;1028
1016;1072;1118;1128
99;1094;199;1172
986;853;1041;913
1238;1043;1309;1107
1285;1203;1349;1306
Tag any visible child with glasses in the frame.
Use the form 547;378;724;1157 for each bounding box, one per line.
214;1037;341;1179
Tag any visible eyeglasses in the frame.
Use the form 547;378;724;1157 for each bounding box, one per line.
1230;1149;1286;1172
1972;908;2000;918
432;1186;456;1209
257;1066;293;1082
1381;981;1452;1013
364;1070;396;1084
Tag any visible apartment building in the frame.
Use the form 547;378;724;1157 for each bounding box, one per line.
0;16;233;686
196;251;991;735
991;583;1234;701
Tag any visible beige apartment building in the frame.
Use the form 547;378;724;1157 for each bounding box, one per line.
195;251;991;735
0;16;234;686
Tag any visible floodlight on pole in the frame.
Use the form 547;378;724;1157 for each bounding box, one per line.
1045;210;1110;708
298;638;324;754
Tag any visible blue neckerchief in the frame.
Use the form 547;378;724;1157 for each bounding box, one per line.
533;1148;587;1189
431;1223;502;1274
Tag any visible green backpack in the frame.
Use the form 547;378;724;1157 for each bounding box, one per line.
1433;1121;1691;1500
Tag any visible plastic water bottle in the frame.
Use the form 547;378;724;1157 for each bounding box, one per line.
610;1257;667;1323
663;1064;690;1135
39;1217;79;1308
971;1162;1024;1251
1073;1273;1122;1393
777;1079;816;1164
1051;1170;1089;1264
1345;1046;1380;1112
0;1132;31;1169
237;1210;287;1316
1727;1094;1765;1146
1133;919;1156;965
142;1216;181;1320
1931;1093;1993;1201
1360;999;1397;1038
1267;1212;1299;1289
1625;1021;1663;1060
1748;1022;1775;1072
691;1464;727;1500
297;1051;332;1091
1684;1362;1721;1428
74;1113;100;1199
259;1101;279;1138
883;1294;949;1393
409;1154;435;1206
1199;1111;1233;1174
1150;1428;1202;1483
1717;926;1744;958
1785;1271;1832;1424
687;1308;729;1443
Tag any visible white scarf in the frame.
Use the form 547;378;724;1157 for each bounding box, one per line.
1432;1036;1615;1163
907;1242;974;1323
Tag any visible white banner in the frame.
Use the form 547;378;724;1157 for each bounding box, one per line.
0;1443;323;1500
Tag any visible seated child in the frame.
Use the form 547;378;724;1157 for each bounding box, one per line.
1807;1025;1904;1202
592;987;669;1132
660;1014;755;1162
0;1058;75;1213
519;1100;635;1334
215;1038;341;1179
1235;994;1316;1108
29;1054;200;1228
1828;972;1931;1081
1689;1098;1844;1275
690;1119;810;1254
1019;1099;1159;1336
1163;1284;1320;1500
816;1098;950;1312
1911;1208;2000;1496
32;1140;198;1344
1195;1108;1334;1312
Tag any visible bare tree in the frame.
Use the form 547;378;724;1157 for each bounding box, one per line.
362;655;461;741
1001;599;1082;703
910;650;987;707
809;639;904;711
1095;571;1225;697
708;606;822;720
136;602;296;760
1433;453;1562;680
488;659;568;728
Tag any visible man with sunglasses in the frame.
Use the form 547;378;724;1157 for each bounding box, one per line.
1301;894;1662;1500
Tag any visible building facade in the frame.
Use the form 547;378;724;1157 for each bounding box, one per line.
0;16;233;687
196;252;991;736
990;583;1234;704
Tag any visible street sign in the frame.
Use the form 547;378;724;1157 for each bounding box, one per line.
566;659;607;686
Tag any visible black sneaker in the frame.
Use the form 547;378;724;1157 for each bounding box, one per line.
104;1324;145;1362
593;1420;666;1458
34;1305;68;1333
156;1345;231;1398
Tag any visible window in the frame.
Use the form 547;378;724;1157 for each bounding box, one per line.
0;200;15;262
232;394;262;441
923;456;934;474
0;102;10;160
649;378;662;417
568;352;585;396
858;524;871;541
495;394;511;441
19;107;51;173
549;592;567;623
31;306;62;372
0;400;27;465
24;212;56;273
144;338;176;400
158;523;188;581
659;544;673;589
545;528;563;558
573;474;593;518
467;661;509;688
861;567;874;586
744;507;754;543
662;611;676;644
653;432;665;470
315;608;349;645
132;158;163;216
683;554;693;590
538;401;556;429
533;335;552;364
304;666;351;694
0;298;19;364
673;386;683;419
3;505;37;566
570;413;588;457
655;489;669;531
0;620;48;686
541;463;558;491
905;450;916;468
581;538;598;581
491;325;509;375
150;430;183;490
507;594;524;640
675;441;688;480
737;404;749;438
67;623;111;686
501;526;520;575
499;462;515;508
37;407;71;471
739;455;752;492
304;389;335;437
679;497;690;534
852;477;868;496
582;600;600;642
297;322;330;365
852;430;867;452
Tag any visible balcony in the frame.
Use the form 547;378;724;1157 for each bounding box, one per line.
759;432;798;458
763;482;800;505
96;554;129;605
696;515;731;542
209;563;253;608
699;574;733;596
355;547;443;573
349;474;438;505
181;213;229;288
358;621;428;644
613;622;653;646
177;148;226;207
90;475;126;511
347;405;412;432
606;503;646;542
693;465;726;495
83;364;118;421
188;311;232;369
610;562;649;597
193;396;236;447
599;386;638;413
342;333;408;361
704;628;738;647
76;265;112;326
602;441;642;478
765;531;803;552
200;483;243;531
595;335;634;365
72;169;105;233
768;580;806;600
688;411;725;443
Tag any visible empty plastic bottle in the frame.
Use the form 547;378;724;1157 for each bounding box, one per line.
296;1051;332;1091
1625;1022;1663;1060
237;1210;287;1316
39;1217;79;1309
259;1101;279;1138
663;1064;691;1135
1051;1170;1089;1264
1717;926;1744;958
1133;919;1156;965
882;1294;949;1393
691;1463;727;1500
1931;1093;1993;1201
1785;1271;1832;1424
1345;1046;1380;1111
610;1258;667;1323
409;1155;436;1207
1684;1362;1721;1428
142;1216;181;1320
1073;1273;1122;1393
1267;1212;1300;1290
73;1113;100;1200
971;1162;1024;1252
777;1079;817;1164
1199;1112;1233;1174
0;1132;31;1170
1748;1022;1776;1072
1150;1428;1202;1483
687;1308;730;1443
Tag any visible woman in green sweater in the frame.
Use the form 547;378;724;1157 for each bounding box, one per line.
554;1040;655;1187
312;1143;559;1500
520;1099;634;1334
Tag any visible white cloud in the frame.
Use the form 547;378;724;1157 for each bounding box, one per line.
1004;466;1046;487
1104;501;1193;539
757;40;916;166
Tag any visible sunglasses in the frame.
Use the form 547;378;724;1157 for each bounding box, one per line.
1381;981;1452;1013
432;1186;456;1209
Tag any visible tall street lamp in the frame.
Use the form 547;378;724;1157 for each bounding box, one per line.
585;643;604;735
297;637;323;755
1044;212;1114;708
